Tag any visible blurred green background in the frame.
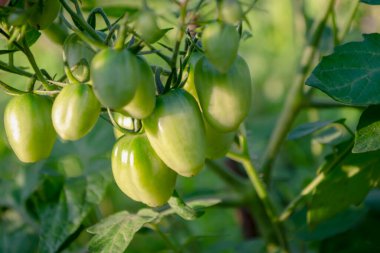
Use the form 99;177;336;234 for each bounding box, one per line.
1;1;380;252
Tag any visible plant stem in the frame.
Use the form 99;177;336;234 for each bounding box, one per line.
59;0;104;43
339;0;360;43
169;0;189;84
261;0;336;184
22;40;52;90
228;151;289;252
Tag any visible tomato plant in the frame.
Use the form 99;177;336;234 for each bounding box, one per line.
1;1;380;253
4;94;56;163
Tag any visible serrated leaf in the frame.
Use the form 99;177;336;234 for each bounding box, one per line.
353;105;380;153
361;0;380;4
306;34;380;105
38;169;111;253
308;150;380;226
87;210;158;253
288;120;337;140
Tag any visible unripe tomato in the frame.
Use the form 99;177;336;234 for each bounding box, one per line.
194;56;251;132
143;89;206;177
26;0;60;30
134;9;164;44
63;34;95;83
183;52;203;99
221;0;243;25
184;59;235;159
112;134;177;207
91;49;142;109
4;94;56;163
205;121;235;159
118;56;156;119
201;22;239;73
52;84;101;141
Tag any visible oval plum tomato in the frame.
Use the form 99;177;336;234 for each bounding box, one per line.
221;0;243;25
4;94;56;163
112;134;177;207
201;22;239;73
194;56;252;132
91;49;142;109
63;34;96;83
52;84;101;141
118;56;156;119
143;89;206;177
205;121;235;159
134;9;166;44
26;0;60;30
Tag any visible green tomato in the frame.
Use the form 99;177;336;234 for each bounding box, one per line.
4;94;56;163
26;0;60;30
221;0;243;25
63;34;95;83
52;84;101;141
202;22;239;73
112;134;177;207
134;9;165;44
91;49;142;109
205;121;235;159
194;56;251;132
118;56;156;119
183;59;235;159
143;89;206;177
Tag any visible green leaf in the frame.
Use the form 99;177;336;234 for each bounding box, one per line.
288;120;337;140
313;122;352;146
306;34;380;105
292;207;367;241
87;210;158;253
353;105;380;153
38;169;111;253
308;150;380;226
361;0;380;4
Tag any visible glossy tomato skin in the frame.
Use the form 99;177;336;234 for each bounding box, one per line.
52;84;101;141
112;134;177;207
201;22;239;73
194;56;252;132
63;34;95;83
119;56;156;119
143;89;206;177
4;94;56;163
27;0;60;30
113;112;135;140
91;49;140;109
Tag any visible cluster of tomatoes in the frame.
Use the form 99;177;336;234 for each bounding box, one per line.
2;0;251;207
